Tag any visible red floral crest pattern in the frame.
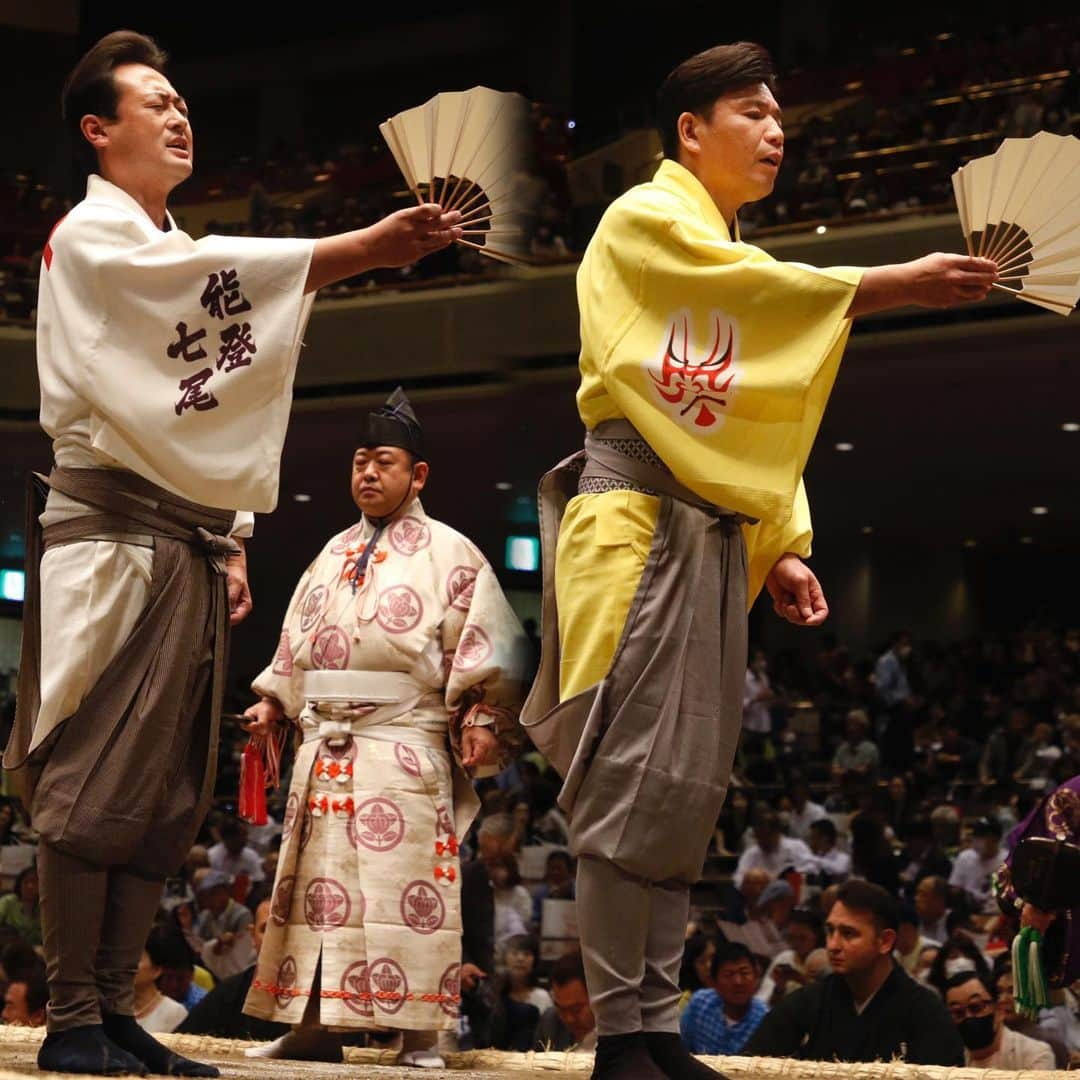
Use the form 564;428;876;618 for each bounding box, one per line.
341;961;373;1017
331;523;366;555
453;626;492;671
299;584;328;632
311;625;350;670
395;742;423;778
376;585;423;634
270;875;296;926
438;963;461;1016
446;565;478;612
282;792;300;840
303;877;353;931
275;956;297;1008
351;797;405;852
400;880;447;935
369;958;408;1014
388;516;432;556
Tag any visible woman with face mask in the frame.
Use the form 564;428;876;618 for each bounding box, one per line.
925;934;992;997
944;972;1054;1070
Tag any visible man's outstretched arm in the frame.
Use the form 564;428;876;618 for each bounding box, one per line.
847;254;997;318
305;204;463;294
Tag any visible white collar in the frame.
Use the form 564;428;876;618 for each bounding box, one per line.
84;174;178;235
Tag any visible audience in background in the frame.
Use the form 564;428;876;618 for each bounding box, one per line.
207;820;264;896
760;908;827;1005
2;967;46;1027
807;818;850;883
733;811;816;889
134;928;189;1034
492;935;552;1051
0;597;1079;1064
178;898;287;1042
948;817;1003;914
915;876;951;945
945;971;1054;1070
533;951;596;1052
681;942;769;1056
189;869;256;980
894;903;937;975
0;867;40;947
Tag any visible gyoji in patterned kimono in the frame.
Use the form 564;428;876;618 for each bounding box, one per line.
240;389;528;1067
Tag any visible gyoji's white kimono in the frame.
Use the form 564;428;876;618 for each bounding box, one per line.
243;500;527;1031
17;174;315;768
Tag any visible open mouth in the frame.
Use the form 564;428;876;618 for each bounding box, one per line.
167;139;190;154
761;155;782;168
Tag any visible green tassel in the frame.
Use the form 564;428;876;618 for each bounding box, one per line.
1012;927;1048;1020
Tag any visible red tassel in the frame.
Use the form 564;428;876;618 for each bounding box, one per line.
239;739;267;825
238;726;286;826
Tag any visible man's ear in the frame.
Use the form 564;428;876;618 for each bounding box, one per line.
878;928;897;955
80;114;109;153
677;111;701;160
412;460;429;492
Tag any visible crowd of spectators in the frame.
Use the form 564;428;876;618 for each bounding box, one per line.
1;616;1076;1066
739;27;1080;235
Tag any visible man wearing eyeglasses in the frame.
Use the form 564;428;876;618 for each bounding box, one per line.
944;972;1054;1070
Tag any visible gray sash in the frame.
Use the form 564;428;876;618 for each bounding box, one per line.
521;421;751;884
5;467;237;875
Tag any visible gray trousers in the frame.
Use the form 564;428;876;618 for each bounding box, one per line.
38;842;164;1031
523;426;750;1038
576;855;689;1036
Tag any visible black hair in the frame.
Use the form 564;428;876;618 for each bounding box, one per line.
927;934;992;996
810;818;837;843
944;970;996;1000
679;931;715;992
549;950;587;989
62;30;169;176
788;907;825;947
832;879;899;933
711;941;755;980
656;42;777;160
145;925;193;971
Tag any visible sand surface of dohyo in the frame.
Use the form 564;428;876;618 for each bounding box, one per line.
0;1028;1071;1079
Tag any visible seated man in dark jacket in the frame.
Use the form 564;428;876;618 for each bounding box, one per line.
745;880;964;1066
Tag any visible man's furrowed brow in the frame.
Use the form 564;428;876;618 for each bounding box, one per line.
145;86;185;107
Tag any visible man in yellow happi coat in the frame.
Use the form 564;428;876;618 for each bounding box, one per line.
522;42;997;1080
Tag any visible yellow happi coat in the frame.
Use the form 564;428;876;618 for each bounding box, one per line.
243;501;527;1031
558;159;863;696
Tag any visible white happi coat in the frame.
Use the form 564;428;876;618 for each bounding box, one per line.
244;500;527;1031
27;175;314;760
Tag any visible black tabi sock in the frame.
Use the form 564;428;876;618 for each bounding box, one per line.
102;1013;219;1078
38;1024;148;1077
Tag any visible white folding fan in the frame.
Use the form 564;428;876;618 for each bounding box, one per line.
952;131;1080;316
379;87;533;265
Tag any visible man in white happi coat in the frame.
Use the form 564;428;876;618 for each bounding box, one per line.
4;31;463;1078
241;390;528;1068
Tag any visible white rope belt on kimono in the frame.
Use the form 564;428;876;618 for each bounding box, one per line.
300;669;447;751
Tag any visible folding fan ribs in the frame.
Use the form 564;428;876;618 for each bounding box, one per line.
952;131;1080;316
380;87;532;265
